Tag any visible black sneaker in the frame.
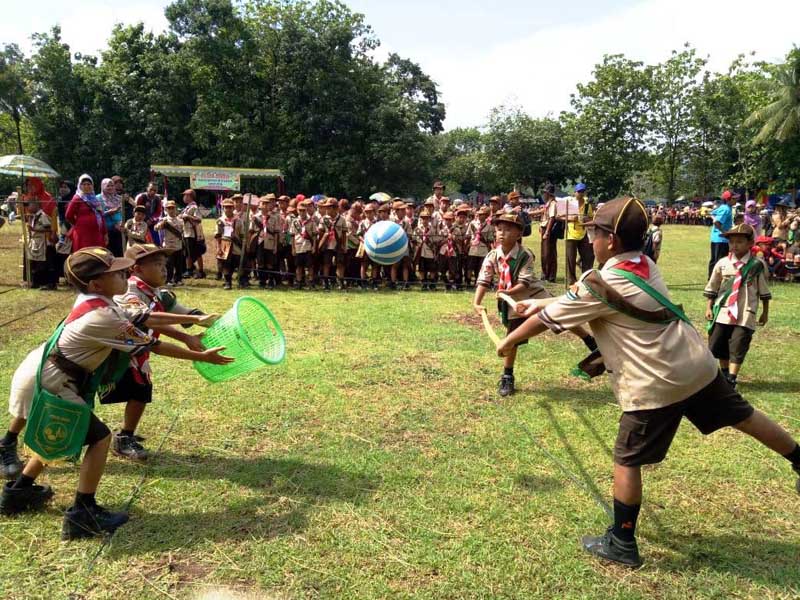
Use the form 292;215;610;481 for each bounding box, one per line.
0;482;54;515
223;281;232;290
61;503;129;540
498;374;515;397
581;526;643;568
113;433;149;462
0;440;23;479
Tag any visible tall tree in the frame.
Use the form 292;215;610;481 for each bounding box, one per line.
0;44;32;154
746;47;800;143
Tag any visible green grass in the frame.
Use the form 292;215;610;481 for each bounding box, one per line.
0;221;798;599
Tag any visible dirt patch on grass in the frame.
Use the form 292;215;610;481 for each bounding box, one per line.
452;311;501;332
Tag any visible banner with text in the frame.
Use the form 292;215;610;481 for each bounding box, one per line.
190;170;241;191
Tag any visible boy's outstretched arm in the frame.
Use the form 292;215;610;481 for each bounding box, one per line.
151;341;233;365
144;312;218;328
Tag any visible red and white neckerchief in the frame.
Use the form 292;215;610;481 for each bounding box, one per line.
726;253;745;322
471;220;482;246
300;217;311;239
497;248;513;291
443;227;455;257
613;254;650;279
327;215;340;245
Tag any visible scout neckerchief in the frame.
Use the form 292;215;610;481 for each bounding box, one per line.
726;253;746;322
327;214;340;248
443;225;455;257
471;219;482;246
708;253;760;331
496;245;527;325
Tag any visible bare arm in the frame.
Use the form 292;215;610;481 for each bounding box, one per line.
144;311;217;328
151;340;233;365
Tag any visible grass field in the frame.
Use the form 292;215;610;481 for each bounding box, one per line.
0;220;798;600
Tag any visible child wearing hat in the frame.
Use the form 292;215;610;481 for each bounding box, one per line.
290;199;316;289
23;197;57;290
466;206;493;286
215;198;246;290
316;198;343;290
124;205;151;247
0;247;231;539
414;209;442;290
179;189;206;280
390;201;414;290
106;243;212;460
437;212;460;290
497;197;800;568
453;206;472;288
155;200;185;286
253;195;281;289
704;223;771;388
357;204;378;289
474;212;597;397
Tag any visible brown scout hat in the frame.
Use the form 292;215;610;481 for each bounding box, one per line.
585;196;648;244
420;209;433;218
456;205;471;215
493;212;523;230
278;194;290;202
264;193;277;201
489;196;501;205
231;193;244;201
299;199;313;207
65;247;134;288
443;212;455;220
508;190;521;201
392;201;407;210
221;198;235;207
164;200;177;208
423;198;435;206
722;222;755;240
439;196;451;203
182;189;196;200
477;206;490;216
377;204;390;212
432;180;445;189
126;243;175;262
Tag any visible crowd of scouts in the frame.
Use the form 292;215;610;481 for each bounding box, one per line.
2;180;799;573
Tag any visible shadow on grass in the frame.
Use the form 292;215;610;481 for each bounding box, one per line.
101;451;377;556
739;380;800;394
653;531;800;589
515;473;564;493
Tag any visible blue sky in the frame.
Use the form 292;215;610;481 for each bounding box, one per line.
2;0;799;128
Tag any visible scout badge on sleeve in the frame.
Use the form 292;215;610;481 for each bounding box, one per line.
194;296;286;383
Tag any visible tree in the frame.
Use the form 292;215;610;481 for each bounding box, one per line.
0;44;33;154
746;47;800;143
647;46;706;201
568;54;651;200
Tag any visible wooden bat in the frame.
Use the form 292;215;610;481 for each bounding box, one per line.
478;307;500;348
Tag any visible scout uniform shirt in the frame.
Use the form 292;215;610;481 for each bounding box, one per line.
115;276;192;383
125;218;151;246
346;214;362;250
476;243;549;301
704;252;771;330
438;222;458;257
255;210;281;252
450;221;469;256
538;251;718;411
26;209;52;262
156;214;184;250
466;218;493;257
215;214;245;257
290;214;315;254
413;222;441;259
319;214;345;252
39;293;156;406
181;203;204;240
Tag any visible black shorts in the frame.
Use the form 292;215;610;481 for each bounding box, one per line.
98;368;153;405
85;413;111;446
708;323;754;364
506;318;529;347
295;252;311;269
614;372;754;466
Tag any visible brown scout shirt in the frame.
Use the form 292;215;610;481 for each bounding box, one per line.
704;251;771;330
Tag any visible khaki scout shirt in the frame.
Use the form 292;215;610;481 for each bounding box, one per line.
26;210;52;261
346;214;361;249
180;203;203;239
254;210;281;251
539;251;718;411
125;218;150;246
476;243;548;299
704;252;771;331
156;215;184;250
215;216;245;256
291;215;315;254
466;219;493;257
413;223;442;259
39;294;156;405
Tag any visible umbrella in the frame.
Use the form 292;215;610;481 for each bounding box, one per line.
311;194;325;203
702;201;714;207
369;192;391;203
0;155;60;179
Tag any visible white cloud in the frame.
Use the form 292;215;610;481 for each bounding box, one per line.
426;0;800;129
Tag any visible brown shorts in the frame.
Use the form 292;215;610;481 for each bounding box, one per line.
614;372;754;466
708;323;754;364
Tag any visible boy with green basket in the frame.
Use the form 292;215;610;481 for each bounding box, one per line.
496;197;800;568
704;223;771;388
0;247;232;540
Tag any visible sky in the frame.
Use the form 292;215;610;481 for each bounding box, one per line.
2;0;799;129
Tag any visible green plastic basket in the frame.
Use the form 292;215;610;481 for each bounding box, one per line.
193;296;286;383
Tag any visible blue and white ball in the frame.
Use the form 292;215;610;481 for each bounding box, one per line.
365;221;408;265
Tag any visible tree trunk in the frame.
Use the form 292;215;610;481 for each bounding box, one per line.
13;107;23;154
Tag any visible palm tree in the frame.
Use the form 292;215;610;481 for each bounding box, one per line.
745;48;800;144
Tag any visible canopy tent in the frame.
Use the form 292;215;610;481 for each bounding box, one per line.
150;164;284;194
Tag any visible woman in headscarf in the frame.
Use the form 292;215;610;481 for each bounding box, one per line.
58;180;75;229
99;177;124;256
65;174;107;251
